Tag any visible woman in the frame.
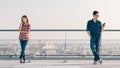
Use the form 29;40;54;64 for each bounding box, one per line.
19;15;31;63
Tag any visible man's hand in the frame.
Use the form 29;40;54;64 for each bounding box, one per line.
102;23;106;28
87;31;91;37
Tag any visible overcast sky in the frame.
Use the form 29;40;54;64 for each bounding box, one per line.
0;0;120;29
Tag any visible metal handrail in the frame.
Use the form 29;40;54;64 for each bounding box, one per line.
0;29;120;31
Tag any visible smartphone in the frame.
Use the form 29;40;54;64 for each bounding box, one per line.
103;23;106;26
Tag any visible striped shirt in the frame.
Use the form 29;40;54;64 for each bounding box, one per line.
19;23;30;40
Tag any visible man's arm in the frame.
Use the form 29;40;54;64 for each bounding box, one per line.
86;21;91;37
101;23;105;33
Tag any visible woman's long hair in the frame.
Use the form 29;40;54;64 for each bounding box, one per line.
21;15;29;24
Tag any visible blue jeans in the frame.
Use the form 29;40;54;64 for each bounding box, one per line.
90;37;101;61
19;40;28;60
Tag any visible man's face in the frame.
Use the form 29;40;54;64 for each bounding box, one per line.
93;13;99;19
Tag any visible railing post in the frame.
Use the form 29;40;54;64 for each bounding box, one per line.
63;31;67;63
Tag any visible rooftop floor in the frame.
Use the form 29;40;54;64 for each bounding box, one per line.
0;60;120;68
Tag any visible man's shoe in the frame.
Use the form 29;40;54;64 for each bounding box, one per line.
93;61;97;65
98;59;102;64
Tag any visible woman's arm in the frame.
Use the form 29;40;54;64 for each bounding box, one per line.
28;24;31;33
19;23;23;33
19;23;27;33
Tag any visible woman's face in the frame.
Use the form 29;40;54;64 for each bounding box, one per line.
22;17;27;23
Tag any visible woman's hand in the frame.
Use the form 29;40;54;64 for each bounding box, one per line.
20;31;28;33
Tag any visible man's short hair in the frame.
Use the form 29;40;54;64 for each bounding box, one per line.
93;11;99;15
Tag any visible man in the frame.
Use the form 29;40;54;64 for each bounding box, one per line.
86;11;105;64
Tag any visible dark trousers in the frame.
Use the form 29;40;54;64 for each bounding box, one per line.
19;40;28;60
90;37;101;61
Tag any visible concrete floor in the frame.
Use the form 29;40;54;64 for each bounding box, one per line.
0;60;120;68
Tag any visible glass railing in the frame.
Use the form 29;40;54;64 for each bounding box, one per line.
0;29;120;58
